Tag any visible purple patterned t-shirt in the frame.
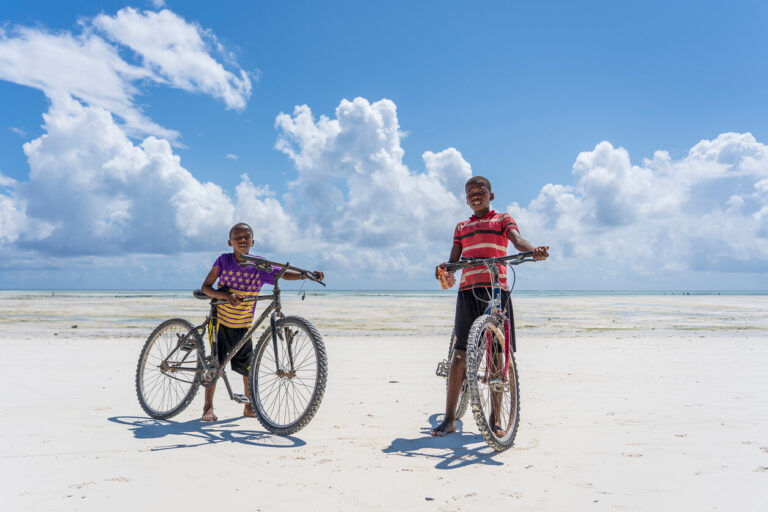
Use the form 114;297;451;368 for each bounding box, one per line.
213;253;276;328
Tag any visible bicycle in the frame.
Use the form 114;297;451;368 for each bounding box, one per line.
135;255;327;436
435;251;536;451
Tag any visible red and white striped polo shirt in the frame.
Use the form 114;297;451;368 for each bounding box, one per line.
453;210;518;290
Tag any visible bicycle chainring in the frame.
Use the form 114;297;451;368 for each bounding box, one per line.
200;356;220;387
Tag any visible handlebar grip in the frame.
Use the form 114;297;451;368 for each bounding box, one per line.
308;272;327;287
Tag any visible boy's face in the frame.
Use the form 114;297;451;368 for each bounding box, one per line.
465;182;494;215
228;226;254;256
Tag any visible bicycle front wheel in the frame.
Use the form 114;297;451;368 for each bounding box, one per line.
249;316;328;435
466;314;520;452
136;318;202;419
446;329;470;420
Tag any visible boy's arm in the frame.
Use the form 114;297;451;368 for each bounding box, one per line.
281;270;325;281
507;230;549;261
201;266;242;305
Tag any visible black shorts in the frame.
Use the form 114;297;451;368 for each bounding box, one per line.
216;324;252;376
453;288;516;352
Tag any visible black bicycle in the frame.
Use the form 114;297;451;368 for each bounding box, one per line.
135;255;327;435
436;251;536;451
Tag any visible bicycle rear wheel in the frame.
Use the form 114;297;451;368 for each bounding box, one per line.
466;314;520;452
249;316;327;435
136;318;202;419
446;330;470;420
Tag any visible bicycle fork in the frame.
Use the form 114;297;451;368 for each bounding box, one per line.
271;313;297;378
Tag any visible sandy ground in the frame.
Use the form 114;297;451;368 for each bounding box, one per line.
0;293;767;511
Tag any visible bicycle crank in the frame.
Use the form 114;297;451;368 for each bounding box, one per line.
200;356;220;387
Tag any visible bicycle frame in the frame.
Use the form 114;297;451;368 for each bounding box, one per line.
442;252;534;389
166;256;324;398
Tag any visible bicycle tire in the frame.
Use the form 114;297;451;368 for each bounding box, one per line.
249;316;327;435
136;318;203;419
446;329;470;420
466;314;520;452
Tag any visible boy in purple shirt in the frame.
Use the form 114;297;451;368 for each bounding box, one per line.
199;222;324;421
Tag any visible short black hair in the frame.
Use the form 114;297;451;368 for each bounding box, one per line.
465;176;492;192
229;222;253;238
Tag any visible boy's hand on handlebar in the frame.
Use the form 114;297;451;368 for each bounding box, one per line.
226;292;244;306
533;246;549;261
311;271;324;281
435;263;456;278
435;264;456;289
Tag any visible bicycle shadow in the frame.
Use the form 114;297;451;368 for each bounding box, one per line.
382;414;504;469
109;416;305;450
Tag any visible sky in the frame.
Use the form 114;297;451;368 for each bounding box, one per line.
1;0;768;290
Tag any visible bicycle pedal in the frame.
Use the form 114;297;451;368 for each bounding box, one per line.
487;378;508;393
435;360;450;377
232;393;250;404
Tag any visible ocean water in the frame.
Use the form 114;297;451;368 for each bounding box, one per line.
1;289;767;339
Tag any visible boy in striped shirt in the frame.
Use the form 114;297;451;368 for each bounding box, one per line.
431;176;548;437
199;222;323;421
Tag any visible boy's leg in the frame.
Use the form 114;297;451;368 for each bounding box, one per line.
226;328;255;418
242;375;257;417
431;289;479;436
202;383;218;421
487;350;505;437
431;350;466;436
487;289;514;436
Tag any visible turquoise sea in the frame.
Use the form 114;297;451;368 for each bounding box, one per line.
1;289;767;339
2;289;767;298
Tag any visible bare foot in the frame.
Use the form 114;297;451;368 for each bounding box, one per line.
202;405;217;422
243;403;257;418
488;414;506;437
430;420;457;437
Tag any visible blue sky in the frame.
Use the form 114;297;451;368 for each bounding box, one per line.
1;1;768;290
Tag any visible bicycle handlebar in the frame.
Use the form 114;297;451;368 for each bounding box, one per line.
441;251;536;272
239;254;326;287
192;288;265;304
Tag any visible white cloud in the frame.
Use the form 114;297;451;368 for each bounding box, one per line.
0;8;251;141
93;8;251;111
275;97;471;260
0;172;17;187
508;133;768;287
225;153;238;160
3;97;293;258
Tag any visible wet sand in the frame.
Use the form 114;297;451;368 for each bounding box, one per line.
0;292;766;510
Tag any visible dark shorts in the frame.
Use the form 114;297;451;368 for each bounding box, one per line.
217;324;252;376
453;288;516;352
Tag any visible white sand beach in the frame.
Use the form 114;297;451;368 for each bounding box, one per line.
0;291;767;511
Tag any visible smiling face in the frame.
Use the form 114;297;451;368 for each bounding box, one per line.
228;224;254;258
465;181;494;216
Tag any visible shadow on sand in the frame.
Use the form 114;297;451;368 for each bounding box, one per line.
382;414;503;469
109;416;305;450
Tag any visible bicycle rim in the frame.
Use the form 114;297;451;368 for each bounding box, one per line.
249;316;327;435
136;318;202;419
467;315;520;451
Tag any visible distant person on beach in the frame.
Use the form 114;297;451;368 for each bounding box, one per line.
431;176;549;436
199;222;324;421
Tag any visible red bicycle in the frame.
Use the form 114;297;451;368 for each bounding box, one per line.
436;252;535;451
